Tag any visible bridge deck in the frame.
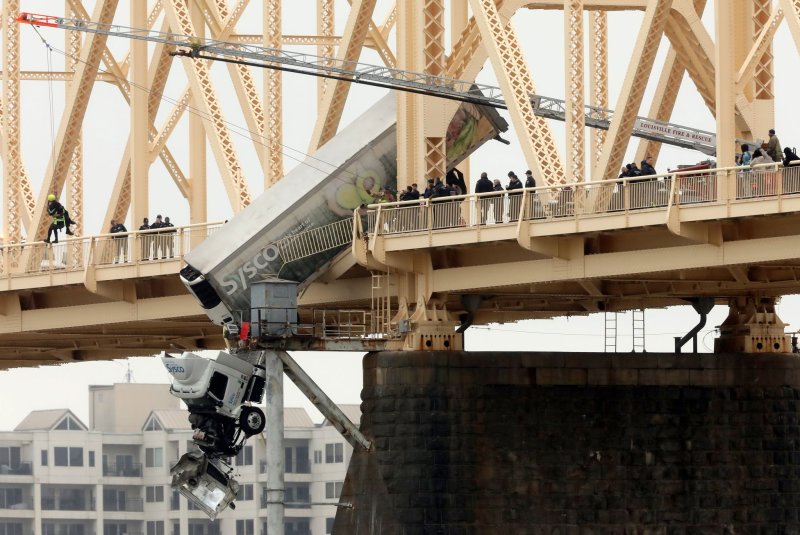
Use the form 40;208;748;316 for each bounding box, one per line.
2;163;800;366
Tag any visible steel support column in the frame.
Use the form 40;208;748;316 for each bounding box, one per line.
264;350;285;535
423;0;447;185
715;0;737;168
565;0;585;183
264;0;283;187
130;0;149;230
3;0;21;247
317;0;335;99
588;9;607;167
190;0;207;236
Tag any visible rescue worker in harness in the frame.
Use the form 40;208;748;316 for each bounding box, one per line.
44;194;75;244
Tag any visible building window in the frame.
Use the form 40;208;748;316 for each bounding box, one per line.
170;490;180;510
145;448;163;468
144;417;163;431
0;488;23;509
104;522;128;535
0;448;20;469
146;521;164;535
285;445;310;474
325;443;343;463
235;446;253;466
55;416;83;430
0;523;23;535
54;447;83;467
285;484;310;508
172;523;179;535
326;518;334;534
89;451;95;467
237;484;253;501
235;520;254;535
146;486;165;503
325;481;343;500
41;450;48;466
314;450;322;464
284;519;310;535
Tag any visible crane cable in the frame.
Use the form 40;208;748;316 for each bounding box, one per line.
30;24;58;198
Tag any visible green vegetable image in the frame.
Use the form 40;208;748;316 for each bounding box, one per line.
335;184;363;210
449;116;477;161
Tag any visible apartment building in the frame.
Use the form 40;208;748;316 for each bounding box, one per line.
0;384;355;535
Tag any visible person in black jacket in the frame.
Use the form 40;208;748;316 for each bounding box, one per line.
783;147;800;167
138;217;151;261
109;219;128;263
475;172;494;224
506;172;524;221
44;194;75;243
162;216;176;258
524;170;536;188
150;215;165;259
640;156;657;177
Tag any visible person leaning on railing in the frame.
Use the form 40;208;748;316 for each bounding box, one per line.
109;219;128;263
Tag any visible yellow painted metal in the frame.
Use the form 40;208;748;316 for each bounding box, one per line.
714;0;736;169
264;0;284;187
588;9;607;167
130;0;149;231
592;0;672;180
565;0;585;183
3;0;21;248
163;0;252;212
469;0;566;185
307;0;379;152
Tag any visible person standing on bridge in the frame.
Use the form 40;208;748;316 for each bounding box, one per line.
109;219;128;263
766;129;782;162
782;147;800;167
150;215;165;258
138;217;151;261
506;171;524;222
640;157;657;177
475;171;494;224
162;217;176;259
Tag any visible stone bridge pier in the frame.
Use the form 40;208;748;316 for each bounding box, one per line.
334;352;800;533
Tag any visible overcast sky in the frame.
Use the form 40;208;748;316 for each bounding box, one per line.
1;1;800;430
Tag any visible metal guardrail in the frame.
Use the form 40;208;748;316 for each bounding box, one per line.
363;163;800;237
0;222;224;277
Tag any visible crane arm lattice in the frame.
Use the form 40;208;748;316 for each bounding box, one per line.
18;12;722;157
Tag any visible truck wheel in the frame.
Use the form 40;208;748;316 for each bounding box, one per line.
239;406;265;436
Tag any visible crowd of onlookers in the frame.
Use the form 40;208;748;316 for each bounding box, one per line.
108;214;177;263
737;129;799;168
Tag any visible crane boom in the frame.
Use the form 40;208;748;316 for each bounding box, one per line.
18;11;723;155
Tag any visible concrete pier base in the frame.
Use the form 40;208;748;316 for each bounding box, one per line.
334;352;800;533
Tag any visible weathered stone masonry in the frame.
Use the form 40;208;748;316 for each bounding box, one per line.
335;352;800;534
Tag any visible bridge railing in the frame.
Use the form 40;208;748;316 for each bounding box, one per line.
365;162;799;237
0;221;225;277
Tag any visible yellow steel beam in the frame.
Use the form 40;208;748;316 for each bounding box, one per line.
588;9;608;167
163;0;251;212
264;0;284;187
307;0;379;152
469;0;565;185
565;0;585;183
593;0;672;180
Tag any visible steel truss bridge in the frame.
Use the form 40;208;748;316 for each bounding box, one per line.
1;0;800;366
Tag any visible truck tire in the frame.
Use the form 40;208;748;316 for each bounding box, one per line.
239;406;266;436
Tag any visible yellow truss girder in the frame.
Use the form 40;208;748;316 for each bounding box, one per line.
565;0;585;183
163;0;252;212
588;10;608;167
469;0;565;186
593;0;672;180
308;0;379;152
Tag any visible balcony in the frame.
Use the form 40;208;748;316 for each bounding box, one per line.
103;498;143;512
0;463;32;475
41;497;95;511
102;463;142;477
